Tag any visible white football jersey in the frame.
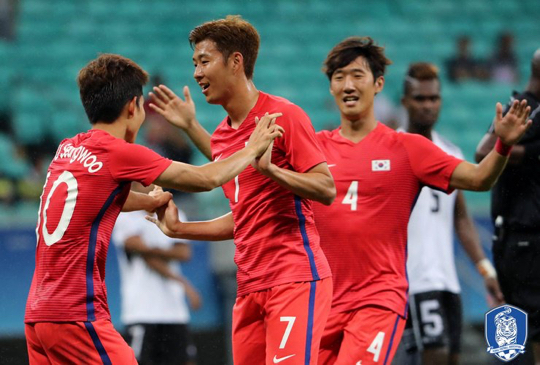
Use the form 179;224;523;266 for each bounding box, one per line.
405;131;464;295
112;209;191;324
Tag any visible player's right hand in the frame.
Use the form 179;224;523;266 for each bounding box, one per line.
247;112;284;157
149;85;196;131
146;199;182;238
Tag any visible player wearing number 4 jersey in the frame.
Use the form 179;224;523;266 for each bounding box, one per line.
24;54;282;365
313;37;531;365
147;16;335;365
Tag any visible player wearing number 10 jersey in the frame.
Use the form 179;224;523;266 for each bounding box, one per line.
313;37;532;365
24;54;282;365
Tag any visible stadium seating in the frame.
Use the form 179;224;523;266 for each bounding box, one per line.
0;0;538;215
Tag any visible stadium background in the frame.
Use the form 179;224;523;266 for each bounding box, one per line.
0;0;538;363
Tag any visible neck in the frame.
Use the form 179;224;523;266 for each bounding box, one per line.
339;109;378;143
92;118;130;141
222;79;259;128
407;123;433;140
526;78;540;100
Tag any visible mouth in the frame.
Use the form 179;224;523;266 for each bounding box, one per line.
199;82;210;95
342;95;359;107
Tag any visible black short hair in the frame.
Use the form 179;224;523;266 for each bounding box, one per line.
77;54;149;124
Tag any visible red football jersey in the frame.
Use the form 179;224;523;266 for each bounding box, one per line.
211;92;331;296
313;124;463;316
25;129;172;323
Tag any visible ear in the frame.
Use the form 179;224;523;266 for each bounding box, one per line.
127;96;138;119
231;51;244;74
374;76;385;94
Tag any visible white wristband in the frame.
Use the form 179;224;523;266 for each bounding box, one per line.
477;258;497;279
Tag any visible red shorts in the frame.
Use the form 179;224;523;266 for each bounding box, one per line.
25;319;136;365
319;306;406;365
232;277;332;365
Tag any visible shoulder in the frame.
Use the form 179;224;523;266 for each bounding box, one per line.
264;93;309;120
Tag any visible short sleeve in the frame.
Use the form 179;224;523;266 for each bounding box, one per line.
402;134;463;193
109;142;172;186
112;212;141;247
276;104;326;172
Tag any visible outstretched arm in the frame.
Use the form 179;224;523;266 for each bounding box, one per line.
454;191;504;305
122;189;172;212
450;100;531;191
146;198;235;241
149;85;212;160
153;113;284;192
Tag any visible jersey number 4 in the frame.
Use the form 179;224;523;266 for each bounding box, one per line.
37;171;78;246
342;181;359;211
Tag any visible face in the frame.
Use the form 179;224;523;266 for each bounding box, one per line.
330;56;383;121
402;79;441;130
192;39;235;105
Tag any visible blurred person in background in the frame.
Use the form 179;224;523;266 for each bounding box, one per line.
394;62;504;365
23;53;282;365
313;36;529;365
113;182;201;365
145;74;194;165
488;32;519;84
446;36;490;83
476;49;540;365
148;15;336;365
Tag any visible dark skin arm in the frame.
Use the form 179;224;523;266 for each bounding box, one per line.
454;191;504;305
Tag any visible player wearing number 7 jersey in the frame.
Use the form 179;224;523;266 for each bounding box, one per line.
313;37;532;365
147;16;335;365
24;54;283;365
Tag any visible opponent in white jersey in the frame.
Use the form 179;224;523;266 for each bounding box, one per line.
394;63;504;365
113;195;200;365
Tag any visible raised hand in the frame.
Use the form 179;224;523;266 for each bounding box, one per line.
494;99;532;146
149;85;196;131
247;112;284;157
251;115;275;174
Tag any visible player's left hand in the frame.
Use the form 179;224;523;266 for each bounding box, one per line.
485;276;505;307
251;116;277;175
494;99;532;146
146;185;173;213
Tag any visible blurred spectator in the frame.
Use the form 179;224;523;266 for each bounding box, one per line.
144;74;193;164
489;32;519;84
112;183;201;365
446;36;489;82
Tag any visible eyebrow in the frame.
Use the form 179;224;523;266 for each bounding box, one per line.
335;68;366;74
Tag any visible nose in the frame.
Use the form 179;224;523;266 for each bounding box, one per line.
343;75;355;92
193;64;203;81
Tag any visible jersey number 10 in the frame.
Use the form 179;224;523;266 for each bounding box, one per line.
37;171;78;246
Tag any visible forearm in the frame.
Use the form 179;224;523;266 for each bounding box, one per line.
155;147;258;192
122;191;157;212
455;217;485;263
183;120;212;160
475;132;525;164
260;164;336;205
450;150;508;191
166;212;234;241
143;256;185;283
142;244;192;261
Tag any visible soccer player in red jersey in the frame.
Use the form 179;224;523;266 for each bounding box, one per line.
147;16;335;365
312;37;531;365
24;54;283;365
